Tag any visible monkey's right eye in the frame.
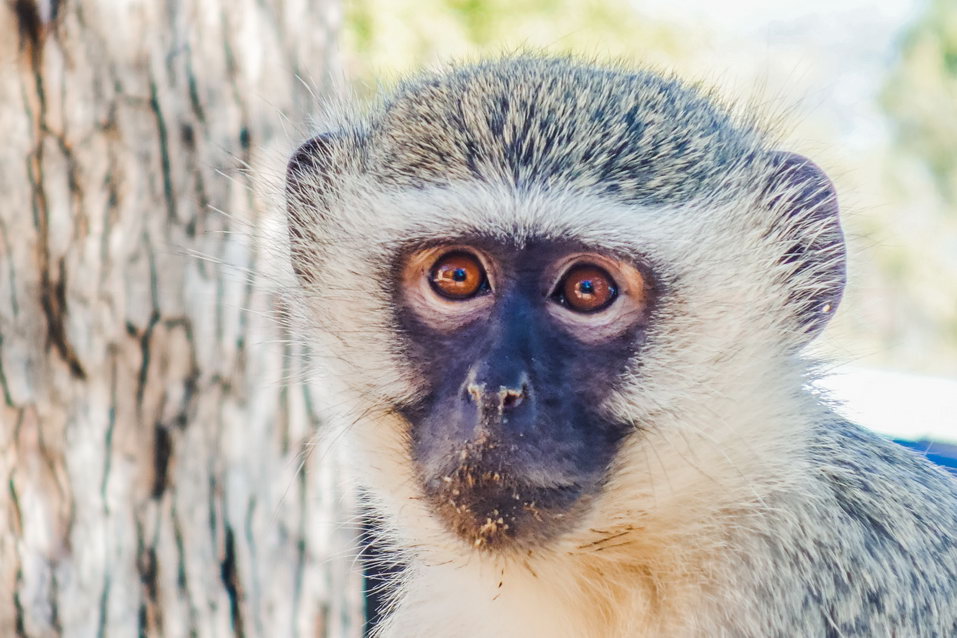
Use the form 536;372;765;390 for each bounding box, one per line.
429;252;488;300
553;264;618;313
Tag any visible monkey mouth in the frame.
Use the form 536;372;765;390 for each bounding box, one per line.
422;460;588;551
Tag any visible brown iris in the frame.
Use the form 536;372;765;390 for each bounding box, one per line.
558;264;617;312
429;252;487;299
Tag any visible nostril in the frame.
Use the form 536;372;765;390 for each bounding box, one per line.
500;382;529;411
464;372;531;412
502;390;523;410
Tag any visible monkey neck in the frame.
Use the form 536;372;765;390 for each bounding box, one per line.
389;517;768;638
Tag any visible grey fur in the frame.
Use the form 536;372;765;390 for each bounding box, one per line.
733;420;957;636
285;56;957;637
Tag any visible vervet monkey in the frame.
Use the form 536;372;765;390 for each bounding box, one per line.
285;57;957;637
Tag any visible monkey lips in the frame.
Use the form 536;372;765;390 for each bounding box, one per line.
420;434;590;551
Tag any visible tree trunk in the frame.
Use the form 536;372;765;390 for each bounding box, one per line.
0;1;361;636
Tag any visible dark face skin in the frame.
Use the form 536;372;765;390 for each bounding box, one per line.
393;239;654;551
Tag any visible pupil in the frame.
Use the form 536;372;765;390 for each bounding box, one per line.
453;268;468;282
578;280;595;295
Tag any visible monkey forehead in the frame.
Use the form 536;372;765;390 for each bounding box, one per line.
362;57;763;204
325;180;758;268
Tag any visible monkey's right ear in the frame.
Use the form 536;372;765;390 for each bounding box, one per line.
285;133;341;284
763;152;847;343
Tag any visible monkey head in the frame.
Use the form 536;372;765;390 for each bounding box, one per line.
284;58;846;558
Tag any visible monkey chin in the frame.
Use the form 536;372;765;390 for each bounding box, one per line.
420;446;593;552
424;472;586;552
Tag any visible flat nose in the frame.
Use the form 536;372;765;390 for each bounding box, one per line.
465;373;531;415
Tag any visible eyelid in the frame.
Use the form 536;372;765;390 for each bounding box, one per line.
546;254;621;296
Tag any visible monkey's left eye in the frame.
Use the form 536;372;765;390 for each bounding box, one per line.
429;252;488;300
552;264;618;313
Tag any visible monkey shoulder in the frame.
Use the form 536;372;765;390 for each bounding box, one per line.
808;419;957;560
759;420;957;636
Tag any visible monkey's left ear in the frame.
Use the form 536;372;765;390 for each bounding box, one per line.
763;152;846;342
285;132;343;284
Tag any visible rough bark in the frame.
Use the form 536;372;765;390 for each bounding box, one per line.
0;1;361;636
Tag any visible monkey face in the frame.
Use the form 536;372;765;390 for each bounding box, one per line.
392;240;655;550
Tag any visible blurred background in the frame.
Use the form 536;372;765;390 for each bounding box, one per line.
340;0;957;452
0;2;953;635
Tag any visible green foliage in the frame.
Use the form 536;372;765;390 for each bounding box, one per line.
342;0;697;87
883;0;957;202
873;0;957;374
